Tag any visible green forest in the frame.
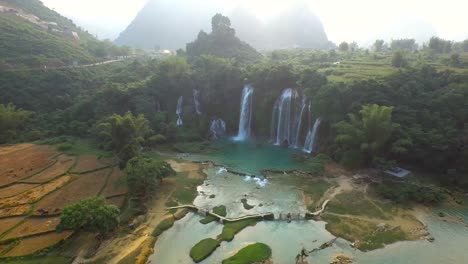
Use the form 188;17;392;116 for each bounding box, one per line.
1;13;467;187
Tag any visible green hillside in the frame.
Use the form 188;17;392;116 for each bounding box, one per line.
0;0;130;68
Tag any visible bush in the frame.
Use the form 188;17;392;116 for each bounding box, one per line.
152;217;175;237
57;197;119;234
222;243;272;264
190;238;220;263
58;142;73;151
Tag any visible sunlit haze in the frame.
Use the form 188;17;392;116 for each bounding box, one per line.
41;0;468;44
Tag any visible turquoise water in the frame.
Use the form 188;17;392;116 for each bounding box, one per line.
148;141;468;264
189;139;307;175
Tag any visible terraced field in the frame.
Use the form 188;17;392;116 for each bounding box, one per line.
0;143;128;258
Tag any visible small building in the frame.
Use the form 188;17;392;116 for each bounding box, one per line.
384;167;411;179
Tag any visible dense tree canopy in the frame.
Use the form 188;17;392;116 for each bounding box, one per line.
0;103;31;143
94;112;151;167
125;156;175;198
334;104;400;167
57;197;120;234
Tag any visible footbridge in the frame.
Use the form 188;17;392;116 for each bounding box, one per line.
166;199;330;223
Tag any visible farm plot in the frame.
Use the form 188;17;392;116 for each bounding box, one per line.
0;183;39;198
106;196;126;208
0;217;24;236
1;217;60;241
33;168;111;214
0;144;56;186
0;205;31;218
100;168;128;198
71;155;109;173
2;231;73;257
24;155;76;183
0;176;74;208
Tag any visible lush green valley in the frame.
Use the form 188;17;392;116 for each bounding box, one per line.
0;2;467;263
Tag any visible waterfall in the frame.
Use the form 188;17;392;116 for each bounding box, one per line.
193;89;201;115
292;97;307;148
176;96;183;126
234;85;254;141
270;88;306;147
210;119;226;139
303;118;322;154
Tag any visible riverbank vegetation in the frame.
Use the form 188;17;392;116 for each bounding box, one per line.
222;243;272;264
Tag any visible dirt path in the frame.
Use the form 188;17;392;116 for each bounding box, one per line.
78;160;204;264
83;183;176;264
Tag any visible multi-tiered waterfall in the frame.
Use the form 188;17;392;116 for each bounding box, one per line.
234;85;254;141
176;96;183;126
270;88;307;148
193;89;201;115
210;119;226;139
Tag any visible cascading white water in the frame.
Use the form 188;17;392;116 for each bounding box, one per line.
234;85;254;141
210;118;226;139
270;88;306;147
193;89;201;115
303;118;322;154
292;96;307;148
176;96;183;126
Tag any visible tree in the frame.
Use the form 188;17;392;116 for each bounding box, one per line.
463;39;468;52
391;51;407;68
428;36;452;53
338;41;349;52
390;39;417;52
373;39;385;52
57;197;119;234
0;104;31;143
95;112;151;167
450;53;461;67
125;156;175;198
334;104;399;167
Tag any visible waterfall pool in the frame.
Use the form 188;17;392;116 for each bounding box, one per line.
147;165;468;264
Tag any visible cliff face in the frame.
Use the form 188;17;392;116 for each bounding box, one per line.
115;0;332;50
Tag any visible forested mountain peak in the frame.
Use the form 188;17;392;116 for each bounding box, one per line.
186;14;262;64
115;0;332;51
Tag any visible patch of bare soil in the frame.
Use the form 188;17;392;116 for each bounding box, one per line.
0;217;24;236
71;155;108;173
0;144;56;186
34;169;110;215
1;217;60;241
3;231;73;257
25;155;76;183
101;168;128;198
167;159;204;179
0;183;39;198
0;204;30;218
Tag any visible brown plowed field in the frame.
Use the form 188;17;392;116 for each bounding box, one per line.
0;144;56;186
25;155;76;183
0;217;24;236
1;217;60;241
3;231;73;257
0;176;74;208
0;183;39;198
33;168;111;214
106;195;126;208
0;205;30;218
71;155;108;173
101;168;128;198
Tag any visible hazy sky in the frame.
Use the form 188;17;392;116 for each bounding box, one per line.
42;0;468;44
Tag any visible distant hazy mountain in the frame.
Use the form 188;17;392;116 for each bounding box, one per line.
115;0;332;50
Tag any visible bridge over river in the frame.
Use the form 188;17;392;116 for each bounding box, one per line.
166;200;330;223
